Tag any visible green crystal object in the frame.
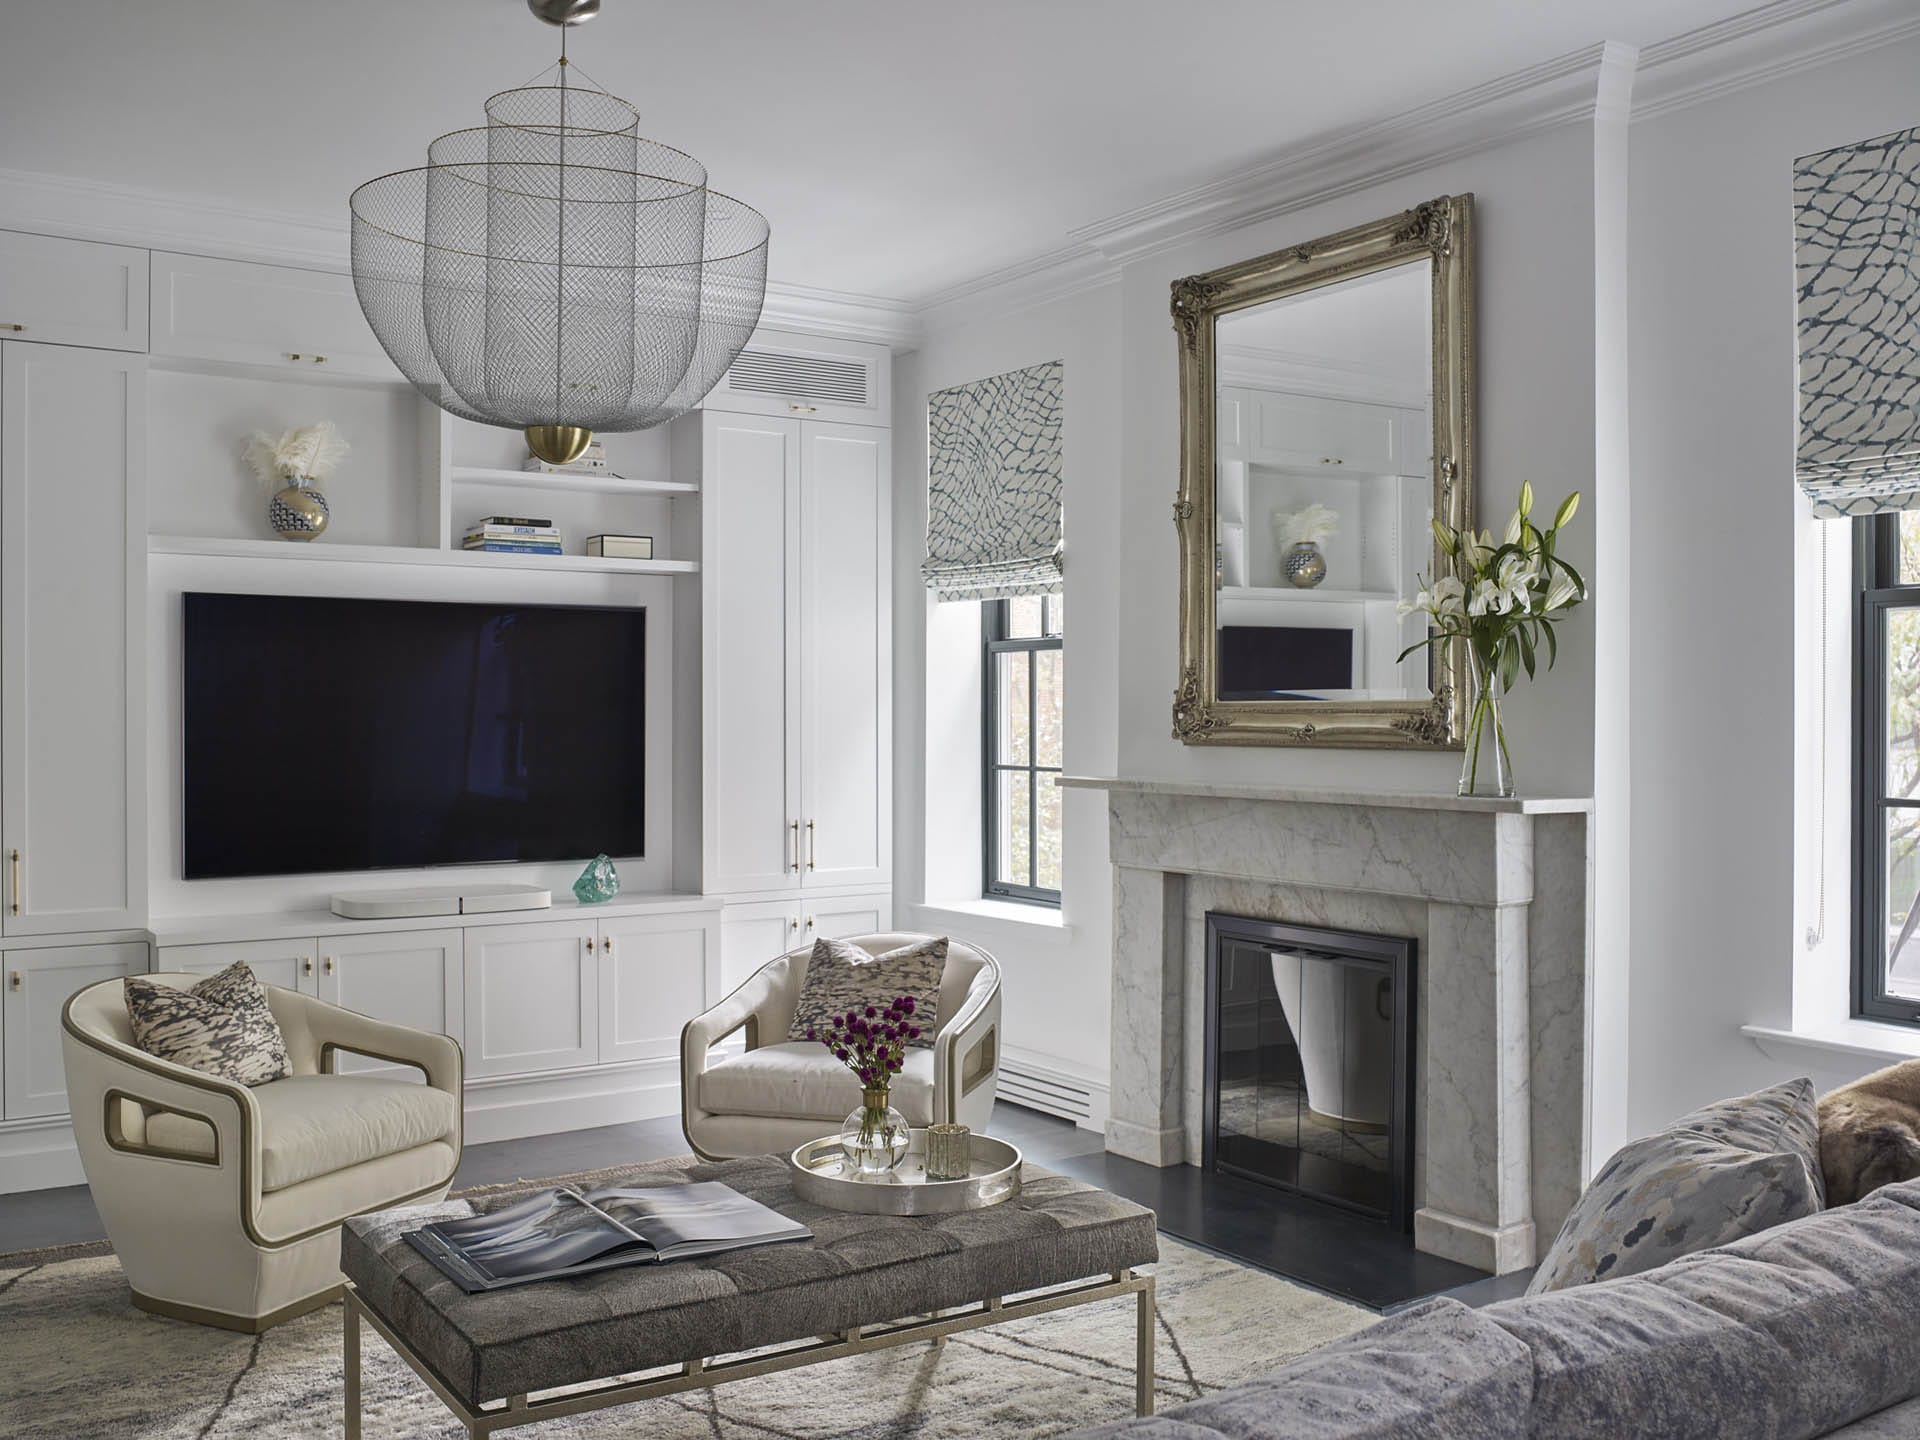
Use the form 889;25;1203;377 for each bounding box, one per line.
572;854;621;904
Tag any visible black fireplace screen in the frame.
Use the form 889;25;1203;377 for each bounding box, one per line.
1203;914;1415;1229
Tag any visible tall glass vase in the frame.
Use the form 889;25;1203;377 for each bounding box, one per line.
1458;642;1514;798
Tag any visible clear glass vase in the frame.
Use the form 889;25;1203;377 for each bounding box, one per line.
1458;643;1514;798
839;1086;912;1176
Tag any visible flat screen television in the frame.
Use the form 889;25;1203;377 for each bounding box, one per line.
183;592;645;879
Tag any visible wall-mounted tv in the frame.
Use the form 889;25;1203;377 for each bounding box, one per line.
183;592;645;879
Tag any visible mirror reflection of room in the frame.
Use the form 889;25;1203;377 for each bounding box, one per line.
1214;261;1433;702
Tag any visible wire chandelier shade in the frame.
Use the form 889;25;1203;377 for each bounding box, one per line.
349;6;768;458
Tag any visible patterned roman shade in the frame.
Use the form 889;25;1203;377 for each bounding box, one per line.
1796;127;1920;517
923;360;1064;600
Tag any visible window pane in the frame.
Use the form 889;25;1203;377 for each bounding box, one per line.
1889;608;1920;798
997;769;1032;888
1006;595;1044;638
997;651;1031;764
1044;593;1065;636
1035;648;1063;767
1889;806;1920;1000
1902;510;1920;585
1036;771;1063;891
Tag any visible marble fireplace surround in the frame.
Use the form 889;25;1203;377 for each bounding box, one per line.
1061;777;1592;1275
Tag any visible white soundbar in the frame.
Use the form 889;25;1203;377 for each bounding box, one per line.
329;884;552;920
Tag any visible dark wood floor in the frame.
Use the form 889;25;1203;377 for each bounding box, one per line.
0;1102;1523;1309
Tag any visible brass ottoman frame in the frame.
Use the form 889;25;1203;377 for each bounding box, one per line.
344;1270;1156;1437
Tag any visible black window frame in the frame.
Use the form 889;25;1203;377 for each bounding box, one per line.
982;595;1063;907
1854;512;1920;1023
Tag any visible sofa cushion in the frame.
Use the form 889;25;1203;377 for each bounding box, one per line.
1486;1178;1920;1440
699;1041;935;1125
124;962;292;1087
786;936;947;1048
1070;1298;1533;1440
147;1073;458;1191
1528;1078;1822;1293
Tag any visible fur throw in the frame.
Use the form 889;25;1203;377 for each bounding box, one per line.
1819;1059;1920;1205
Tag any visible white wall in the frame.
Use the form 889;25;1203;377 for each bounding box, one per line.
1626;31;1920;1125
892;283;1123;1111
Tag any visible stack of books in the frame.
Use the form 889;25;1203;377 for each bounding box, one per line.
464;516;563;555
523;439;619;477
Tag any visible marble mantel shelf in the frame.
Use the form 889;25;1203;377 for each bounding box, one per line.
1058;775;1592;816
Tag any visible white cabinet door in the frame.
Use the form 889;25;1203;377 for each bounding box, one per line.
148;252;400;381
462;921;598;1079
798;422;889;890
161;938;317;995
804;893;892;945
598;913;717;1065
705;412;803;894
718;899;802;998
0;231;148;352
1249;391;1401;473
1;342;146;934
319;929;463;1075
4;941;147;1119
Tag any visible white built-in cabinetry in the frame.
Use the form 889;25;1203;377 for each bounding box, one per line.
0;227;893;1191
676;365;893;993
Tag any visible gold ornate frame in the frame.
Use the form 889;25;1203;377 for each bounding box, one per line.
1171;193;1475;747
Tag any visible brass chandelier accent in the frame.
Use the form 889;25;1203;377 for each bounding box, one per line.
348;0;769;461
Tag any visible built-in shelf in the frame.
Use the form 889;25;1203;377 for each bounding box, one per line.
450;465;698;497
148;534;699;575
1220;584;1399;604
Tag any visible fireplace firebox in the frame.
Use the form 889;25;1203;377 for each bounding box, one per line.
1202;913;1416;1230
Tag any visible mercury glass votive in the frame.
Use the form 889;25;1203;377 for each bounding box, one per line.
925;1124;972;1181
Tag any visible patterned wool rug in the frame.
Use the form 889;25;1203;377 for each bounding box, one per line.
0;1168;1372;1439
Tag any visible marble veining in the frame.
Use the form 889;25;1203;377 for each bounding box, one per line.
1098;784;1590;1277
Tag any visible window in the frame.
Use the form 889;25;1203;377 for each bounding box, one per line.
983;595;1064;905
1855;512;1920;1020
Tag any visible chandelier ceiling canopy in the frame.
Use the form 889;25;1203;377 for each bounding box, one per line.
349;0;769;463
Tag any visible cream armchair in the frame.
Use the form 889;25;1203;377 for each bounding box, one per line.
682;933;1001;1160
61;974;462;1332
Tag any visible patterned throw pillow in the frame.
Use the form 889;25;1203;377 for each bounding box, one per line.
124;961;292;1086
1527;1078;1823;1294
786;936;947;1049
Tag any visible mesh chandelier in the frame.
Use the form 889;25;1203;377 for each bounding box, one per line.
349;0;770;464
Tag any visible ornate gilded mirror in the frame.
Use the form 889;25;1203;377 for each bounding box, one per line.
1171;194;1474;747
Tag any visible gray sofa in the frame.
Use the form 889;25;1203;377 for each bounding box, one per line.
1073;1176;1920;1440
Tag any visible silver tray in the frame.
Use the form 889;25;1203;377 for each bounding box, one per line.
788;1130;1023;1215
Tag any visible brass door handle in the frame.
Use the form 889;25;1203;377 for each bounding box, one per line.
805;916;815;932
8;970;19;991
0;323;24;333
9;849;18;915
789;820;800;872
303;957;313;976
806;820;816;872
323;956;335;975
789;916;800;932
602;935;612;954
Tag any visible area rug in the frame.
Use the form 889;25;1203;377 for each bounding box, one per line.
0;1167;1373;1438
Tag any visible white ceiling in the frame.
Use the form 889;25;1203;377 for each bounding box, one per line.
0;0;1769;303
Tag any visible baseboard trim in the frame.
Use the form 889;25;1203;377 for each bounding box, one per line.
461;1059;682;1146
0;1120;83;1194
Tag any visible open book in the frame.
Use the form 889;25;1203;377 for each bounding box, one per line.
404;1182;813;1293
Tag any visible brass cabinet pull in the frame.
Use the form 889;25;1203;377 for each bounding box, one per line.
602;935;612;954
286;353;329;365
789;820;800;872
0;323;24;333
789;916;799;932
806;820;816;872
805;916;815;932
787;402;817;414
9;849;18;915
323;956;335;975
302;956;313;976
8;970;19;991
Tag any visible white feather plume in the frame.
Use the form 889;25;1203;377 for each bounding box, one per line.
1272;502;1339;549
243;421;349;486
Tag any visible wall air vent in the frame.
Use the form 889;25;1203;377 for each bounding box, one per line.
726;348;873;408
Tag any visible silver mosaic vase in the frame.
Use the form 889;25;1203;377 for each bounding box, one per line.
1282;541;1327;589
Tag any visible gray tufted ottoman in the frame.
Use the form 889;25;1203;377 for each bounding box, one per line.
340;1152;1160;1437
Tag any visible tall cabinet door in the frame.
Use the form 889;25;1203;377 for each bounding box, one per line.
705;412;803;894
1;342;146;934
318;928;463;1075
798;422;890;889
4;941;148;1120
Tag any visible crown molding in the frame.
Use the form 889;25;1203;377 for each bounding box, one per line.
0;166;919;348
1634;0;1920;119
913;247;1119;341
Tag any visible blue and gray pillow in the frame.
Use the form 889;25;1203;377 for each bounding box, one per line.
1528;1078;1823;1293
